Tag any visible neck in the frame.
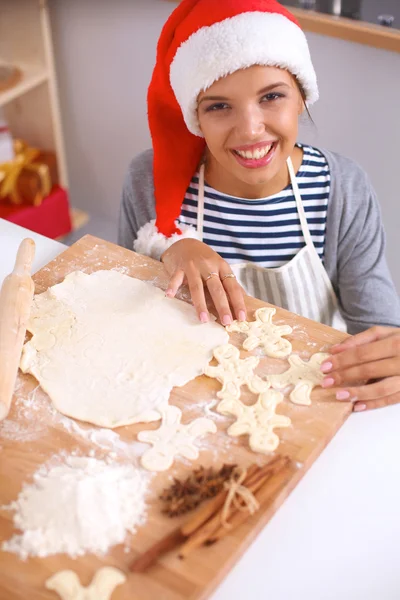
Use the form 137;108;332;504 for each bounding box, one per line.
203;145;303;199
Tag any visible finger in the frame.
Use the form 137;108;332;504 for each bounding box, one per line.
220;274;247;321
353;390;400;412
206;276;233;326
330;326;398;354
322;358;400;388
321;335;400;374
166;269;185;298
335;376;400;402
186;270;209;323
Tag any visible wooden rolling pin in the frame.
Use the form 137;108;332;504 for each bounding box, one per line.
0;238;35;420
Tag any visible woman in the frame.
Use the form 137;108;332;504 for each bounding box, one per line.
119;0;400;411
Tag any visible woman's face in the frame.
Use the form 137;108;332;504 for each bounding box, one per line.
197;65;304;191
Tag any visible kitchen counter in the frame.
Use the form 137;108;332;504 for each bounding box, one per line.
1;218;400;600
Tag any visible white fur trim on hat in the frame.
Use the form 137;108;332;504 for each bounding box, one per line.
170;12;318;137
134;220;201;261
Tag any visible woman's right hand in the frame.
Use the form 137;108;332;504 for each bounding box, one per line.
161;239;247;325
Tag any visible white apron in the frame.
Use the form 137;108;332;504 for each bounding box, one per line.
197;158;346;331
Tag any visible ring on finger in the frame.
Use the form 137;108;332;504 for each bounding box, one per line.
221;273;236;282
204;272;219;282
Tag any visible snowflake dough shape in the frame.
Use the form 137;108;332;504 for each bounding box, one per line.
204;343;269;399
45;567;126;600
268;352;330;406
138;405;216;471
217;389;291;453
227;307;292;358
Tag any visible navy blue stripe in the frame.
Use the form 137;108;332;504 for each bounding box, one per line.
180;212;326;228
182;199;328;216
200;226;325;239
299;159;327;168
206;239;324;250
190;169;329;188
187;187;329;203
215;250;323;263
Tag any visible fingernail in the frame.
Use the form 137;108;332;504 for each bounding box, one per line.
238;310;246;322
200;311;209;323
336;390;350;400
165;288;173;297
222;314;232;326
354;403;366;412
322;377;335;388
320;361;333;373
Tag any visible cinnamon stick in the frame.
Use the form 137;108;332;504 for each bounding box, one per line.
181;463;258;537
129;466;257;572
130;528;186;572
178;457;289;559
207;456;292;544
129;458;290;571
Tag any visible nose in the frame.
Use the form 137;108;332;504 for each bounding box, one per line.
235;104;265;139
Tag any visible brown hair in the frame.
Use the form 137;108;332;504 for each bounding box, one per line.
297;80;314;124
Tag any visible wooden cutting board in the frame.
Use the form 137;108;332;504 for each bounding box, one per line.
0;235;352;600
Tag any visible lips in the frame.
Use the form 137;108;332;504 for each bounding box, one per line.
231;141;277;169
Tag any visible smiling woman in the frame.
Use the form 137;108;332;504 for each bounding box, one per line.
118;0;400;413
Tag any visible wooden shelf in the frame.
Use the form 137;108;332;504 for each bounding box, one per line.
290;7;400;54
167;1;400;53
0;64;49;108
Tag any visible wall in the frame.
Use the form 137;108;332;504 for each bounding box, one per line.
50;0;400;292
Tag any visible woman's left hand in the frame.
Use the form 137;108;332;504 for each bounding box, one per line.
320;326;400;412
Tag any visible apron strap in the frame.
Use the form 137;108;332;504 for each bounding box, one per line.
197;163;205;241
286;156;313;247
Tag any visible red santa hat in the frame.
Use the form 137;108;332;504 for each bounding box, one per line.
134;0;319;260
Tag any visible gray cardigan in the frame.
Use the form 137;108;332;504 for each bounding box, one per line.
118;148;400;334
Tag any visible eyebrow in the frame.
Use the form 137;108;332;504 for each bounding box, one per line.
198;82;290;104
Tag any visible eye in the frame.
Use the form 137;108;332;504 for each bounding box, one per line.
204;102;230;112
261;92;284;102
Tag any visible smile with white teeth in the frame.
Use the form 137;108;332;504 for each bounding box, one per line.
234;143;273;160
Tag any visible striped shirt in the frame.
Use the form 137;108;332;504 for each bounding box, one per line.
178;144;330;268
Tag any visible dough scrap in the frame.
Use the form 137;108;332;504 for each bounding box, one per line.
268;352;330;405
227;307;292;358
204;344;269;399
20;270;228;428
217;389;291;453
138;405;217;471
45;567;126;600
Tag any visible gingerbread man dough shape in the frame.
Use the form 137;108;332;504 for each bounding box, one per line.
45;567;126;600
268;352;330;405
138;404;216;472
217;389;291;453
227;307;292;358
204;343;270;399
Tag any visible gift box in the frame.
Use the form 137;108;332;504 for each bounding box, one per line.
0;185;72;239
0;139;58;206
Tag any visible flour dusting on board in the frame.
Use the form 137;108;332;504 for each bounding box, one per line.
2;455;150;559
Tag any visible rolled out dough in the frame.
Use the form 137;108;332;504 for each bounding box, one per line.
20;270;228;428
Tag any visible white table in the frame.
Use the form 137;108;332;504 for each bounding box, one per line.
1;219;399;600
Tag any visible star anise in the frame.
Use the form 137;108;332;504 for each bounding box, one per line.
160;464;237;517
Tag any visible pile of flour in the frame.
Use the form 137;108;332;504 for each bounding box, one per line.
2;455;149;559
